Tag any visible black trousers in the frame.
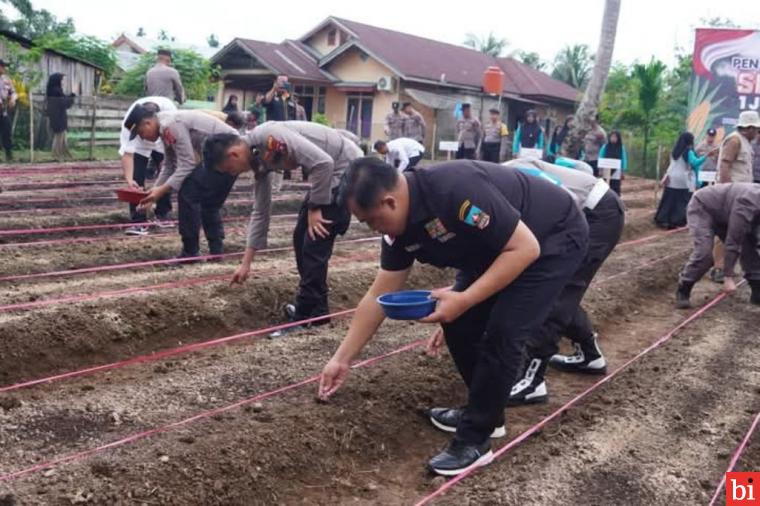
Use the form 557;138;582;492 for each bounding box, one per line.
177;164;237;256
588;160;599;177
527;191;625;359
456;146;476;160
407;155;422;170
292;192;351;320
481;142;501;163
0;114;12;158
609;178;622;196
443;215;588;444
130;151;172;222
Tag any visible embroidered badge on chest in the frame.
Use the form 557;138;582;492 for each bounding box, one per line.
424;218;456;242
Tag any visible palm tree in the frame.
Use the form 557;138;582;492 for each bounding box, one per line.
633;59;667;173
519;51;547;71
551;45;593;89
563;0;622;158
463;32;509;57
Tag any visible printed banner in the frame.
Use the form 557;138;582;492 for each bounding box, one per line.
688;28;760;143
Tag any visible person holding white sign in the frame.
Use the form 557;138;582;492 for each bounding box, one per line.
598;131;628;195
512;109;544;159
654;132;709;229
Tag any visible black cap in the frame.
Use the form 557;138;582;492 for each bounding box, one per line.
123;103;159;140
489;108;500;114
707;128;717;136
461;102;471;109
157;48;172;59
402;102;411;108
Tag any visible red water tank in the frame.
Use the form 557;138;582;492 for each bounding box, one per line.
482;66;504;95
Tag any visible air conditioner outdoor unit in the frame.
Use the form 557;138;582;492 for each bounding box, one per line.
376;76;396;92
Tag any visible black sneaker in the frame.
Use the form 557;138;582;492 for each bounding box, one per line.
427;438;493;476
675;281;693;309
269;324;304;338
427;408;506;438
709;268;725;284
750;281;760;306
549;334;607;375
507;358;549;406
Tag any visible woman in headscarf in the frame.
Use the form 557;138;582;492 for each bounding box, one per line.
222;94;239;114
547;116;572;161
45;73;76;160
512;109;544;158
654;132;708;229
598;130;628;195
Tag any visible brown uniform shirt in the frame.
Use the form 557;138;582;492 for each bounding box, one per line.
145;63;185;104
718;131;754;183
457;117;482;150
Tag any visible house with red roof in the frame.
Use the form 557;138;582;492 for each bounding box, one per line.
212;16;579;155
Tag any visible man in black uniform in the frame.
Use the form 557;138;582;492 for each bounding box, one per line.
318;158;588;475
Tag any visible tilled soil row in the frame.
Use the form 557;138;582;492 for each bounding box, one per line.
0;227;692;505
0;204;659;278
0;218;375;278
442;287;760;506
0;192;304;235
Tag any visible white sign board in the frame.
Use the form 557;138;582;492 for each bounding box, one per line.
598;158;622;170
439;141;459;152
699;171;717;183
519;148;544;159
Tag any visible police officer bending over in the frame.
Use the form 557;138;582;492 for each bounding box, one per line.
318;158;588;475
205;121;362;334
501;158;624;404
129;108;239;258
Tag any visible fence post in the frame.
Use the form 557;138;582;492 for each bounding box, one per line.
29;91;34;163
88;94;98;161
654;144;662;205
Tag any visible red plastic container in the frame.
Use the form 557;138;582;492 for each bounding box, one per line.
483;66;504;95
115;188;150;205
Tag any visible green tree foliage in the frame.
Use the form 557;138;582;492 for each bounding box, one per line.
632;59;667;174
34;33;117;77
551;44;593;89
463;32;509;57
115;49;216;100
0;0;74;38
518;51;546;71
207;34;219;48
136;27;146;37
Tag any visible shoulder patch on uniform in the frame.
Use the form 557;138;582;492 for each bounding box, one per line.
462;204;490;230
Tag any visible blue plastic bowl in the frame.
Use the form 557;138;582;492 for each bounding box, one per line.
377;290;436;320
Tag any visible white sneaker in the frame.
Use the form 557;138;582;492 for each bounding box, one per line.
125;226;149;236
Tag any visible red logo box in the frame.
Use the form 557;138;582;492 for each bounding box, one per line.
727;472;760;505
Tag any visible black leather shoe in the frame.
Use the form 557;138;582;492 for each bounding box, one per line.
675;281;693;309
427;408;505;438
427;438;493;476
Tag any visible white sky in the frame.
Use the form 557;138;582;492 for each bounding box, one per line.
16;0;760;66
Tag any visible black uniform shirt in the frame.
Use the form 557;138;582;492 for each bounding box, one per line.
380;161;584;274
265;94;292;122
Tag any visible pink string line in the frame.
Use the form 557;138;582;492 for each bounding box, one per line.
708;411;760;506
0;338;424;483
413;282;743;506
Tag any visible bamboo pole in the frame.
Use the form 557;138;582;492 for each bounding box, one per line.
29;91;34;163
88;94;97;160
654;144;662;205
